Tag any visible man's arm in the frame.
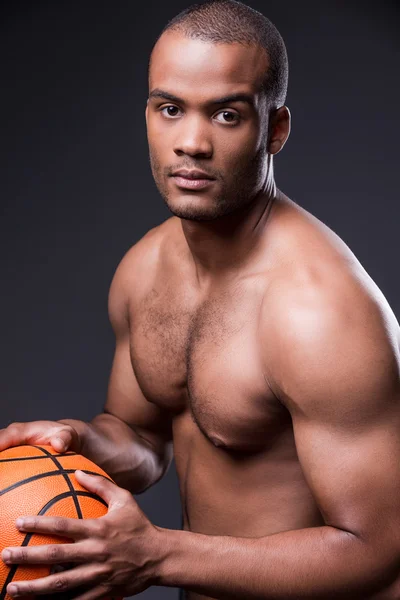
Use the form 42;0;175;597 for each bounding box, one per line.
155;276;400;599
61;233;173;494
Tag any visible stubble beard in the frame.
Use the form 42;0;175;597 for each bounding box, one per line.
148;146;268;222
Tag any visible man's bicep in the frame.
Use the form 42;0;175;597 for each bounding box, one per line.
265;283;400;546
105;238;173;453
292;406;400;541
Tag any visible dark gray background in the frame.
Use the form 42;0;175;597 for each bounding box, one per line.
1;1;399;598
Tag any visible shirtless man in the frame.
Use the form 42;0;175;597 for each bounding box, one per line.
1;1;400;599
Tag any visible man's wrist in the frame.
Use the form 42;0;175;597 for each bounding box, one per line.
152;526;192;588
152;526;221;590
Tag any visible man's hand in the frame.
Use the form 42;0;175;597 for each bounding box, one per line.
0;420;83;453
1;470;163;599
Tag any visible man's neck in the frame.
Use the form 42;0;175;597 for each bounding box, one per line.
180;179;278;284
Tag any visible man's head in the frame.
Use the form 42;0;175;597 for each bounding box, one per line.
145;0;290;222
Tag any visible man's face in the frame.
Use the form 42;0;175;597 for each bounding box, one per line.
145;30;271;222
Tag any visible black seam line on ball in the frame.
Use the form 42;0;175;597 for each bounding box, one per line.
0;469;110;497
33;446;83;520
0;491;107;600
0;453;78;463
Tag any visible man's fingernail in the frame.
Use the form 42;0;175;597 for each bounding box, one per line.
2;550;11;563
8;583;18;596
15;518;24;528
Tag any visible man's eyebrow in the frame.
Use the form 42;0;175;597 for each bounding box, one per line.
148;88;256;108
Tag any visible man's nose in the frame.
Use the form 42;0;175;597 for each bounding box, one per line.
173;117;213;158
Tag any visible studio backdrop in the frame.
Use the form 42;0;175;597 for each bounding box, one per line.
1;1;399;598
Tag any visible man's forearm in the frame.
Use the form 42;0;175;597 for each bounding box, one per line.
58;414;166;494
156;525;395;600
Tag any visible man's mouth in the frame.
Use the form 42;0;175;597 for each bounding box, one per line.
172;176;215;190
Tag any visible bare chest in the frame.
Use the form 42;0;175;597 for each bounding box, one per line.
130;283;287;452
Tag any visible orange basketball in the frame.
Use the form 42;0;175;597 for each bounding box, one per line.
0;444;123;600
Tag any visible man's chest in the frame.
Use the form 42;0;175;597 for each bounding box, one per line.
129;281;288;452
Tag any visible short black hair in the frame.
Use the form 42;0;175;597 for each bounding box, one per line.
148;0;288;109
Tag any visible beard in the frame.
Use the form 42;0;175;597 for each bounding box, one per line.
148;145;268;222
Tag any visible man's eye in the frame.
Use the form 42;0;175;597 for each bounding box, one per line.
215;111;240;124
160;105;181;117
159;106;240;124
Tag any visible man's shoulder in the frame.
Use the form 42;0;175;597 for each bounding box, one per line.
260;195;399;366
115;216;181;281
108;217;183;325
259;199;399;414
268;195;384;316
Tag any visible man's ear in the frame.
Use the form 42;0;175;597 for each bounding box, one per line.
268;106;291;155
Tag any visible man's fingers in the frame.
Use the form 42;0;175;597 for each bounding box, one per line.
0;421;78;453
74;470;126;509
6;563;107;598
2;539;104;565
0;423;27;452
12;514;99;541
48;428;74;452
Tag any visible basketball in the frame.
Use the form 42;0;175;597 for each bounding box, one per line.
0;444;123;600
